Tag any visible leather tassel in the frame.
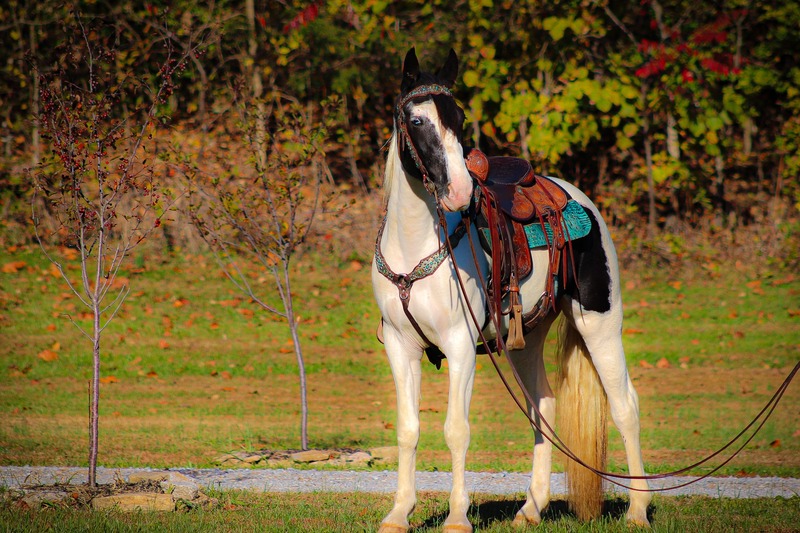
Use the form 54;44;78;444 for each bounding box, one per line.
506;294;526;350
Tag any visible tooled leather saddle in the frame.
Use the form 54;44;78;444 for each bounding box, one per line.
465;148;573;351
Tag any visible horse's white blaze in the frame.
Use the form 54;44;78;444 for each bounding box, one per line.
441;130;472;212
410;102;473;212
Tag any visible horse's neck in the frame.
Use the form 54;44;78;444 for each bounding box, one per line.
382;167;442;270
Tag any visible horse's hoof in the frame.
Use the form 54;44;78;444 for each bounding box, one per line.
512;512;541;528
625;512;651;529
378;522;408;533
443;524;473;532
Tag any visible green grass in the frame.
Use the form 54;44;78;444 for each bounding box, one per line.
1;245;799;477
1;491;798;532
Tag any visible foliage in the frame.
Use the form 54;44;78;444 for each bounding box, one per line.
1;1;797;249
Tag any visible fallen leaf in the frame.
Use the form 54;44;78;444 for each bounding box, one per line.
668;280;682;290
623;328;644;335
99;375;118;384
60;247;78;260
146;370;158;378
50;342;60;352
769;439;781;448
158;339;170;349
788;309;800;318
46;324;57;332
656;357;671;368
37;349;59;362
238;308;254;318
638;360;653;368
221;371;232;380
173;298;189;308
2;261;27;273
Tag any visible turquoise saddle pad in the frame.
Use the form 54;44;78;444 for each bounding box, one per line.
481;200;592;250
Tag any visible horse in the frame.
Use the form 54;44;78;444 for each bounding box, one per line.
371;47;651;532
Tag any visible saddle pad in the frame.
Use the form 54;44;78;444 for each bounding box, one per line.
480;200;592;251
524;200;592;248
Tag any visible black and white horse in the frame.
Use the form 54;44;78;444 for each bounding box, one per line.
372;48;650;532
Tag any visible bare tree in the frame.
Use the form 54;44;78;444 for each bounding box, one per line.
30;16;193;487
189;94;334;451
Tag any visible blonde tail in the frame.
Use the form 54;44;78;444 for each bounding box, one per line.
556;318;608;521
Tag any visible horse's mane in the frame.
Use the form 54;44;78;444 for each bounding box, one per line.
382;131;401;205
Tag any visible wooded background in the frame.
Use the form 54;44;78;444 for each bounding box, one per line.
2;0;798;267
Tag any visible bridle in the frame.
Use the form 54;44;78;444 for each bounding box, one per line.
395;83;455;195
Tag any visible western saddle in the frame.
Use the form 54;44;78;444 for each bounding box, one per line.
465;148;571;351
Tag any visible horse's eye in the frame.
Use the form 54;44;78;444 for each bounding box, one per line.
410;117;423;127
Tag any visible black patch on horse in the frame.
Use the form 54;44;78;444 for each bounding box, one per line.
561;208;612;313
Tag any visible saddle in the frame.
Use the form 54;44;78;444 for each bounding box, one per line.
466;148;571;351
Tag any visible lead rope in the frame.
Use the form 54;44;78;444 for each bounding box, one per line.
437;204;800;492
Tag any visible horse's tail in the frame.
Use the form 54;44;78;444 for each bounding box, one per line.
556;317;608;521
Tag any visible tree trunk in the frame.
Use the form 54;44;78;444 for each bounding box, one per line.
283;264;308;450
30;20;40;167
643;117;657;236
666;111;679;160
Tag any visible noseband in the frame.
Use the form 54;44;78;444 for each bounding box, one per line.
395;83;454;196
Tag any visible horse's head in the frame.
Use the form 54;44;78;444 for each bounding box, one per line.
395;48;473;212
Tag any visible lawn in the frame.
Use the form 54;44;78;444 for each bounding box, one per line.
1;491;799;532
1;245;798;477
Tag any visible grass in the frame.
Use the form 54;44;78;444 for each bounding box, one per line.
1;491;799;532
0;245;799;477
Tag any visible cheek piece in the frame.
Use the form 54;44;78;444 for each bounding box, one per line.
395;84;455;197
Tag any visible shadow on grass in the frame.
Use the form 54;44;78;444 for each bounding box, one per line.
417;496;655;531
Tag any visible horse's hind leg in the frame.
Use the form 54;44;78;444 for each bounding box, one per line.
379;329;424;533
565;303;651;526
508;315;557;527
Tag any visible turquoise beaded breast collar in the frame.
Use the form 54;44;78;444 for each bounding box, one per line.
374;214;467;350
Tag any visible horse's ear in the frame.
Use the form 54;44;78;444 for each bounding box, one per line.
437;48;459;88
402;47;420;91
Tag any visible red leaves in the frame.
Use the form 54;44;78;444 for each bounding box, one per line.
283;2;321;33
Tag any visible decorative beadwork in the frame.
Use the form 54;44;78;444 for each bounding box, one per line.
374;216;465;300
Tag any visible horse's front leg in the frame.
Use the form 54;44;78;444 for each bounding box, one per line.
380;329;424;533
442;347;477;532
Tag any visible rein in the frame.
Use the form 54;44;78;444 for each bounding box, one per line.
436;202;800;493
